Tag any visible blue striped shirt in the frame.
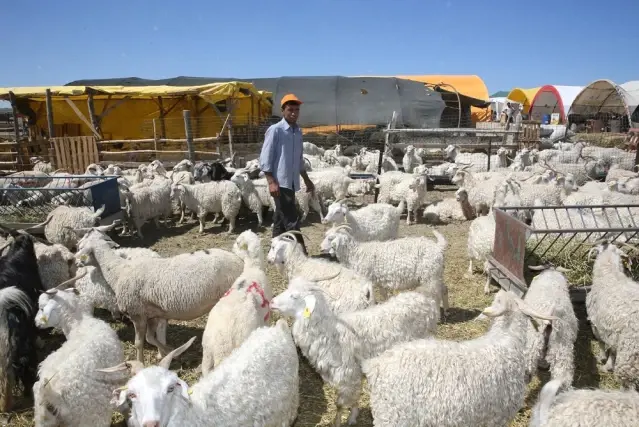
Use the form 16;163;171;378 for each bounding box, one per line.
259;118;305;191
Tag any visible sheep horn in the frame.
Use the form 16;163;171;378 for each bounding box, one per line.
514;297;559;321
283;230;312;242
333;224;353;233
158;336;197;370
23;215;53;231
527;265;548;271
93;205;106;218
97;360;145;376
555;266;572;273
95;219;122;233
46;269;89;293
0;241;11;253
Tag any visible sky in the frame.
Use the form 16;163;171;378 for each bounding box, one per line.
1;0;638;108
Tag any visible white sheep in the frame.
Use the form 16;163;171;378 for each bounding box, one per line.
27;204;106;250
30;157;54;174
423;187;477;223
451;165;504;216
466;207;497;294
402;144;423;173
586;240;639;388
376;173;430;225
201;230;272;375
322;199;404;241
271;276;438;427
104;320;299;427
363;290;558;427
75;238;244;362
33;272;126;427
170;180;243;234
323;143;342;161
529;379;639;427
303;141;325;156
321;225;449;314
524;265;579;387
230;172;265;226
121;175;173;238
267;231;374;313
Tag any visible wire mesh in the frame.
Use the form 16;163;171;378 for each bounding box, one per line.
0;175;118;223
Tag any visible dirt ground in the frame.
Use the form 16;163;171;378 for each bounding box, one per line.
2;187;620;427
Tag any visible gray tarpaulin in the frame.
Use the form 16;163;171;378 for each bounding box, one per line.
67;76;445;128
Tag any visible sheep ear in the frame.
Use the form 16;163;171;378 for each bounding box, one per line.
111;387;129;408
303;295;316;318
176;378;190;400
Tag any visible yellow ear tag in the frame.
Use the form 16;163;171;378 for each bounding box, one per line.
188;389;193;396
303;307;311;318
80;254;89;262
240;242;248;250
303;295;316;319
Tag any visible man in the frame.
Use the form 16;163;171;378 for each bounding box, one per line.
259;93;315;254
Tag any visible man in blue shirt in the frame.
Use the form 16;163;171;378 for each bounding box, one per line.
259;93;315;254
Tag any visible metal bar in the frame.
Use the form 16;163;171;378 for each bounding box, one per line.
45;88;55;138
526;233;549;261
384;127;521;135
501;204;639;210
553;232;578;257
537;233;564;259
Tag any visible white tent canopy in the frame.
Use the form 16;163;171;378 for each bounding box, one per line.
568;79;639;126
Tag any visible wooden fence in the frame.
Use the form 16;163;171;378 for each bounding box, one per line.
52;136;99;174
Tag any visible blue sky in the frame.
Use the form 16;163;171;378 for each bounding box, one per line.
1;0;638;108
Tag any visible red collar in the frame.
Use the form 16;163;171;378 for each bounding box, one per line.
223;281;270;322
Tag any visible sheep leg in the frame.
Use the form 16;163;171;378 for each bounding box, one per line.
0;375;11;413
483;271;492;295
146;319;169;359
256;208;263;227
33;382;58;427
346;407;359;425
131;317;148;363
225;213;236;234
406;205;413;225
178;205;186;223
153;217;161;228
596;341;609;364
441;284;450;317
602;351;616;372
201;352;214;377
198;209;207;233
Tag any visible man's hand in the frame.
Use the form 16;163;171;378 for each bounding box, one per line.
269;180;280;198
304;179;315;193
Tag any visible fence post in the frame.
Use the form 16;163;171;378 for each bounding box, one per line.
487;138;492;171
375;111;397;202
8;91;22;170
45;88;55;138
183;110;195;161
152;118;158;154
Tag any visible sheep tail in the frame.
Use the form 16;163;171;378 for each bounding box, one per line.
395;200;406;215
530;379;562;427
430;229;448;251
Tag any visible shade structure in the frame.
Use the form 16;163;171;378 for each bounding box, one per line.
506;87;541;114
490;97;508;120
395;75;490;122
568;79;639;126
529;85;584;123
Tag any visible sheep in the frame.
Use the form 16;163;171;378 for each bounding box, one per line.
362;289;558;427
105;320;299;427
322;199;404;241
346;178;375;197
444;144;492;172
267;231;374;313
376;173;430;225
402;144;423;173
466;207;497;294
32;272;126;427
121;176;173;238
306;167;354;203
27;204;105;250
75;237;244;362
0;235;45;412
169;180;243;234
201;230;272;375
230;171;265;226
303;140;325;156
615;176;639;195
451;165;505;216
15;174;76;207
527;159;604;186
321;225;449;314
30;156;54;174
323;143;342;161
524;265;579;387
529;378;639;427
423;186;477;223
271;276;438;427
586;240;639;388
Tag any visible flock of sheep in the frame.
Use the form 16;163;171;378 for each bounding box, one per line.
0;136;639;427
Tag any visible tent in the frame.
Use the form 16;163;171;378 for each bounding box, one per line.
490;97;508;120
506;87;541;114
529;85;584;123
393;75;490;123
68;76;446;129
568;79;639;127
0;83;272;140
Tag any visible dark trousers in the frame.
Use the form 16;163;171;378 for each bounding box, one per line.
272;186;308;255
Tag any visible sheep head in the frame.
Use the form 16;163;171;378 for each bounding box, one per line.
475;290;558;327
320;224;352;255
99;337;196;423
455;187;468;202
270;277;327;320
232;230;263;263
322;200;349;225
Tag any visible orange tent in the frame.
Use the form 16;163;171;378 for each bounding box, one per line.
397;75;491;123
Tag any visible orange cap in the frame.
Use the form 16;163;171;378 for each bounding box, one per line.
280;93;303;107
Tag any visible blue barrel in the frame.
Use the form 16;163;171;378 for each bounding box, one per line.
542;114;551;125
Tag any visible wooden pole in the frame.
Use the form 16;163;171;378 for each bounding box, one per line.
152;118;158;153
375;111;397;202
158;96;167;139
45;88;55;138
183;110;195;161
226;99;235;162
8;91;23;169
86;91;101;139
